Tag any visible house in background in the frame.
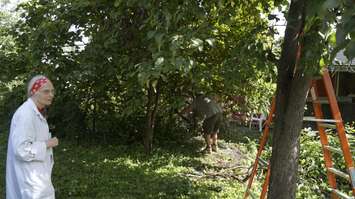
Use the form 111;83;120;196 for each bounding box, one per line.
308;50;355;123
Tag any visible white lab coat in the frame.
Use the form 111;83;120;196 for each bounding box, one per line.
6;98;55;199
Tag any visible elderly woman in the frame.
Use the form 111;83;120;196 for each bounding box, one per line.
6;75;59;199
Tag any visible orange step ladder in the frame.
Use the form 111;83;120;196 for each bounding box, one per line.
243;69;355;199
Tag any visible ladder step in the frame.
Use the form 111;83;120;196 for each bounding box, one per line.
324;145;355;160
324;145;342;155
303;116;340;123
318;123;337;129
328;188;354;199
312;99;330;104
327;167;350;181
307;98;330;104
257;157;269;168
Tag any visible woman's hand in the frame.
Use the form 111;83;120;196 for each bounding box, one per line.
46;137;59;148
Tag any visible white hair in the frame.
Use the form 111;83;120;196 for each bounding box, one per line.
26;75;49;98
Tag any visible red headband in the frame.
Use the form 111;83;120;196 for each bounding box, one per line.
30;77;48;95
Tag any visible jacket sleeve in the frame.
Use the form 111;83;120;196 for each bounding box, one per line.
12;111;47;162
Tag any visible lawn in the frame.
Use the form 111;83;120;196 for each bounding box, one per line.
0;124;262;199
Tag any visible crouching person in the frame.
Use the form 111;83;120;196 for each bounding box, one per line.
181;93;223;154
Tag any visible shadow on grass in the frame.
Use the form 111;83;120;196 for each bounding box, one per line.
0;133;217;199
52;140;235;199
155;121;263;156
0;123;252;199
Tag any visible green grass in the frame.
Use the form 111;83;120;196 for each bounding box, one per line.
0;125;262;199
3;124;349;198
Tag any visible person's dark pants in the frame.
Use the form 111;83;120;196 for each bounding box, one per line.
203;112;223;135
202;113;223;152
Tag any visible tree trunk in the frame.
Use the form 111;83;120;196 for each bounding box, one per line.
143;80;160;154
268;0;312;198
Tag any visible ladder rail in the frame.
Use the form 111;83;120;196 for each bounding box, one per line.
259;163;271;199
323;70;355;196
243;69;355;198
243;98;275;199
310;84;338;198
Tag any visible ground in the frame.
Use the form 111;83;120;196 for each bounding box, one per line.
0;124;264;199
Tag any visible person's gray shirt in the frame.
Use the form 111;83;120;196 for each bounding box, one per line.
192;95;223;119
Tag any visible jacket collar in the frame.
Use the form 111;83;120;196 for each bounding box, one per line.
27;98;46;120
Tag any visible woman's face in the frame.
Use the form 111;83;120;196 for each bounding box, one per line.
33;81;55;108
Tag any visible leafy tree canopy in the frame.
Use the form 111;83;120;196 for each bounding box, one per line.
3;0;280;139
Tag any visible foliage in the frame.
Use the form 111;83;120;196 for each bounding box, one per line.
0;9;28;129
300;0;355;74
244;127;354;198
0;81;26;130
297;128;355;198
0;10;25;83
297;129;328;198
0;0;278;143
1;121;353;198
345;121;355;135
0;127;261;199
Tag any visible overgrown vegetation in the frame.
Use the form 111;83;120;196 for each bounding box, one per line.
1;0;355;198
0;0;278;151
1;125;259;199
1;124;353;198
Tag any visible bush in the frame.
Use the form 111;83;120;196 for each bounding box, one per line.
297;128;354;198
0;84;26;130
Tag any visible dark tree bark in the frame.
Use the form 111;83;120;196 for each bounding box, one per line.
143;80;161;154
268;0;312;198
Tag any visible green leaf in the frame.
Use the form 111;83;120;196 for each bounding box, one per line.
190;38;203;51
137;71;149;87
154;57;164;67
319;57;325;67
205;38;215;47
328;32;336;46
322;0;339;10
154;33;164;51
151;79;158;93
147;31;155;40
306;0;324;17
114;0;122;7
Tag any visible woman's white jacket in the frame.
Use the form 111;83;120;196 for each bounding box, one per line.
6;98;55;199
